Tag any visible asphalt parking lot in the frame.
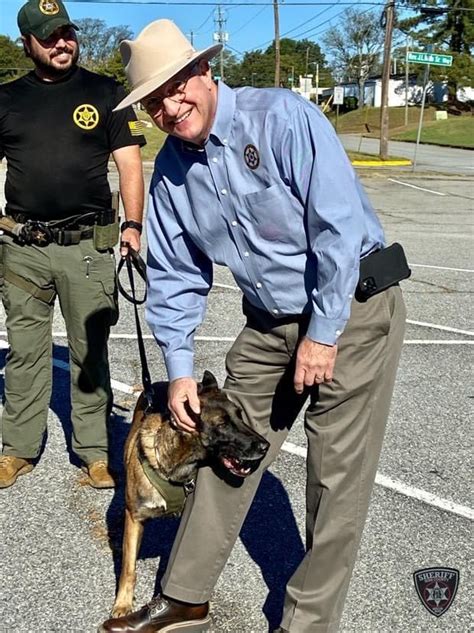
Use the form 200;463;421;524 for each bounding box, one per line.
0;157;472;633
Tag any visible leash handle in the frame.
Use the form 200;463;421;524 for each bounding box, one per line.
117;247;147;305
117;248;152;397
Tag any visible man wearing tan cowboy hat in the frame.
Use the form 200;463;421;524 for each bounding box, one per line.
100;18;407;633
0;0;146;490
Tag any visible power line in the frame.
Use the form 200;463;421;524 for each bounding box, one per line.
292;3;377;39
279;0;341;37
230;5;270;37
65;1;390;5
226;44;245;57
279;4;341;39
245;1;377;54
195;8;216;31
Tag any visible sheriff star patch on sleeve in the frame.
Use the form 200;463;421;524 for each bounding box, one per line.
128;120;146;136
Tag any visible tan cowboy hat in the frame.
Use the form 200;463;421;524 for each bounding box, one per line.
114;19;222;111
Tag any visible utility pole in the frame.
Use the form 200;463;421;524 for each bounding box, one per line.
316;63;319;104
214;6;228;82
273;0;280;87
379;0;395;160
188;31;194;46
405;35;410;127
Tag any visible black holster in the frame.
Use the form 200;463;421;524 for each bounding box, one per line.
355;243;411;302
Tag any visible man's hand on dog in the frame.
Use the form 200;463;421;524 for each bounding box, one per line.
294;337;337;394
168;377;201;433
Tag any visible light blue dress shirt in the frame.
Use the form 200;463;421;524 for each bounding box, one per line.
146;82;385;381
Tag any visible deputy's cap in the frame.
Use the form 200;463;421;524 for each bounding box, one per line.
17;0;78;40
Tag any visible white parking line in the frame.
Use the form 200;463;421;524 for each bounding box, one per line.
388;178;446;196
1;358;470;521
0;332;237;342
404;340;474;345
1;333;473;347
409;263;474;273
282;441;474;521
406;320;474;336
2;320;472;343
51;358;137;394
213;283;241;291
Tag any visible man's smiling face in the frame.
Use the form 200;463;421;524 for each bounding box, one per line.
24;25;79;80
141;60;218;146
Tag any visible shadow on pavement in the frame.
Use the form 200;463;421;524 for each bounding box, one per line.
241;471;305;631
105;462;304;632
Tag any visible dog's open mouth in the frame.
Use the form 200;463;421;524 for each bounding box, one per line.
219;456;255;477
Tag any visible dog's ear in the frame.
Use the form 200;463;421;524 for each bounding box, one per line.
198;370;219;394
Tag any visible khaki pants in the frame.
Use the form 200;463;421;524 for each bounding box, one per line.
161;286;406;632
1;238;118;465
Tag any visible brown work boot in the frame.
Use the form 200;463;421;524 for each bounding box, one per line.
98;595;210;632
82;460;115;489
0;456;34;488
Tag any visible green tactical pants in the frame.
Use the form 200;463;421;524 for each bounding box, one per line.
161;286;406;632
1;238;118;465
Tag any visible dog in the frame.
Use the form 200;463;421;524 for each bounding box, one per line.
111;370;269;618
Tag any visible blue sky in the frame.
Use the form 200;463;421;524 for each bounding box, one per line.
0;0;385;60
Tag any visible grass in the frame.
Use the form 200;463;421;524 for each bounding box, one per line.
346;151;409;163
137;124;403;163
326;105;435;134
326;105;473;149
136;111;167;161
391;116;474;148
136;106;469;164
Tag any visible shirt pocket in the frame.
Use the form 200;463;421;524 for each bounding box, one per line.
242;183;300;242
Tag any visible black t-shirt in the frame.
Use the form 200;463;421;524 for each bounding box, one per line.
0;66;146;219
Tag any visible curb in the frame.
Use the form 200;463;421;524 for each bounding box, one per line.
351;159;412;166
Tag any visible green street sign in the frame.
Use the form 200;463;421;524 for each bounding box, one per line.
407;51;453;67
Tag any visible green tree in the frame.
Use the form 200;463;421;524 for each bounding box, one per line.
94;49;128;86
0;35;32;83
279;39;331;88
397;0;474;100
398;0;473;53
240;49;275;87
238;38;331;89
322;8;385;108
210;50;244;87
75;18;133;71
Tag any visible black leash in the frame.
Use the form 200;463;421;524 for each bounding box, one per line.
117;248;153;405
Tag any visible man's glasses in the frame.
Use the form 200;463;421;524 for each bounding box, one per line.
142;64;199;115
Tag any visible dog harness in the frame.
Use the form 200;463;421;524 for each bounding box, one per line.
138;452;194;516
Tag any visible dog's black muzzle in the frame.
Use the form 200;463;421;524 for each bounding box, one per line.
211;421;269;478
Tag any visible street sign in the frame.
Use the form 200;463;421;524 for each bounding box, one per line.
407;51;453;67
333;86;344;105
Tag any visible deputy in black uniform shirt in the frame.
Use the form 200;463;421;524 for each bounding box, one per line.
0;0;146;489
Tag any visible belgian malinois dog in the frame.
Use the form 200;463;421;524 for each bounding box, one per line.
111;370;269;617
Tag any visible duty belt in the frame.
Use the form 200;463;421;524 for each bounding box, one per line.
6;212;97;246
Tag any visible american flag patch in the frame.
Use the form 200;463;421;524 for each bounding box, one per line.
128;120;146;136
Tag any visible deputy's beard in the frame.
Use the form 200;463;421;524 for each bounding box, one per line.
28;43;80;80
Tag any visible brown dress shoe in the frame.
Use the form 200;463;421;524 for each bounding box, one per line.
98;595;210;632
82;460;115;489
0;456;33;489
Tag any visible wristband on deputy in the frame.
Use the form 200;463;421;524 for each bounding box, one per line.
121;220;143;234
